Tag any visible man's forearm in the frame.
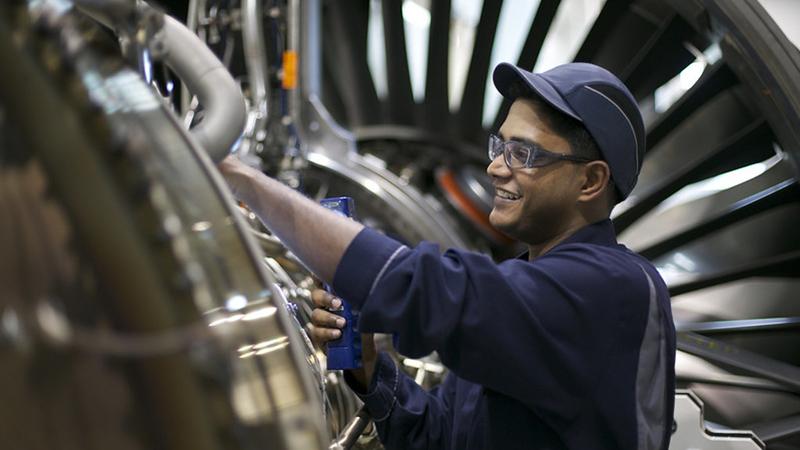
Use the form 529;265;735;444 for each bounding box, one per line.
220;157;364;283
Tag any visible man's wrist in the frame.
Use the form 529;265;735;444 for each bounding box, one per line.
346;358;377;394
343;352;399;422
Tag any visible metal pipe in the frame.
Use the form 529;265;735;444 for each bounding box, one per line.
182;0;203;116
242;0;269;124
329;406;372;450
250;228;289;255
288;0;321;129
161;14;246;162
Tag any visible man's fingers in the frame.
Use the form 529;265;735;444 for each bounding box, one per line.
311;308;346;328
311;288;342;309
308;324;342;344
308;289;346;347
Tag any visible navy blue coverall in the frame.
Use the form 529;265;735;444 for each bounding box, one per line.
332;219;676;450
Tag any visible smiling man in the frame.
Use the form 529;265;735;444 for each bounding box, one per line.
220;62;676;450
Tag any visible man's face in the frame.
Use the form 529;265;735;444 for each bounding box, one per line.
487;98;584;244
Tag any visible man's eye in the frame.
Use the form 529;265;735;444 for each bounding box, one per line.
508;145;529;163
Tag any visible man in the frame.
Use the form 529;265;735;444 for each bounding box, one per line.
220;62;675;449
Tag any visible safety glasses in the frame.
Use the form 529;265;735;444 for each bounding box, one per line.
488;134;593;169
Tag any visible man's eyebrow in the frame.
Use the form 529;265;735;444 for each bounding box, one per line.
499;132;541;148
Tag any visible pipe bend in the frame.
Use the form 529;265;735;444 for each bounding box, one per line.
162;14;246;162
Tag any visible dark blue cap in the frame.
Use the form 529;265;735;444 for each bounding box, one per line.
493;62;645;200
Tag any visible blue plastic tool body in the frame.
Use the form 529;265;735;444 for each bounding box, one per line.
320;197;362;370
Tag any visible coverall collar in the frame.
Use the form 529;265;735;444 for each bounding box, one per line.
517;218;618;260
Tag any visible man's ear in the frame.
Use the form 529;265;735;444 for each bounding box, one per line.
578;161;611;203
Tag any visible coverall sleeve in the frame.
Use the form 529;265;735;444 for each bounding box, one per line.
332;227;650;423
343;352;456;450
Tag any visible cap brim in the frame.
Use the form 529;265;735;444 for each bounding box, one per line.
493;63;583;123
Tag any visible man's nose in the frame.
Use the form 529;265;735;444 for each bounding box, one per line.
487;154;511;179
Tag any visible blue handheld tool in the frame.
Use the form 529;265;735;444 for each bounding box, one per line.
320;197;362;370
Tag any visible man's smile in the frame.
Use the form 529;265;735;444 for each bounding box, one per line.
495;187;522;202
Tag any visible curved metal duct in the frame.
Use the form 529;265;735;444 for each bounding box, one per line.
160;13;247;162
0;1;327;449
74;0;248;162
